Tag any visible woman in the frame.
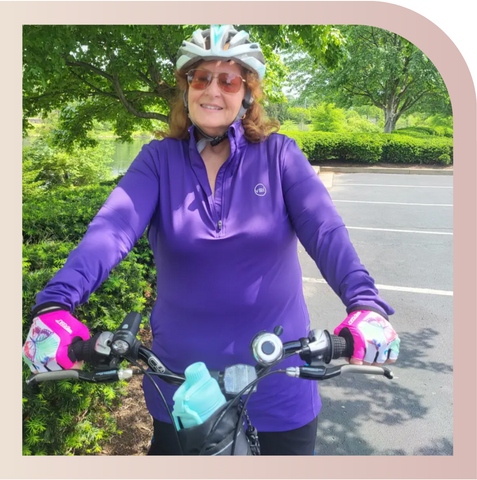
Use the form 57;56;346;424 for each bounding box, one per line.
23;25;400;455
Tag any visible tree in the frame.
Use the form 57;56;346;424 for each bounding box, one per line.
286;26;451;133
311;103;347;132
23;25;346;146
23;135;114;190
287;107;311;125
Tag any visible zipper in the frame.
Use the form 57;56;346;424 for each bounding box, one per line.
215;157;233;236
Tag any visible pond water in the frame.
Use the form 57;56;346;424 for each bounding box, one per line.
109;138;151;175
23;137;152;176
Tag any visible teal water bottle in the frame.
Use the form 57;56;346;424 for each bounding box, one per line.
172;362;226;429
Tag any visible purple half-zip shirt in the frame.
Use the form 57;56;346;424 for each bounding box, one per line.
35;120;394;431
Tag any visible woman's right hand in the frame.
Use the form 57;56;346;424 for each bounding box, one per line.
22;310;90;373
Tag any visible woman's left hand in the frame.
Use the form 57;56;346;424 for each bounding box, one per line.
334;310;400;365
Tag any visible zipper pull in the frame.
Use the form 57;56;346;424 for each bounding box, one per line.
217;220;222;231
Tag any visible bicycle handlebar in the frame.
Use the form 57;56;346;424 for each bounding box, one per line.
24;312;394;457
26;311;393;388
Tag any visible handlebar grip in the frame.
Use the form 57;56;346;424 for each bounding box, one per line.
330;334;354;359
69;337;90;362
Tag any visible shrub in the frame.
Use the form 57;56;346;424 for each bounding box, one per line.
22;182;157;455
285;132;382;163
287;106;312;124
393;126;453;139
344;110;381;134
23;245;149;455
22;241;151;455
334;134;383;163
279;120;299;132
23;182;157;311
23;184;114;244
311;103;347;133
438;154;452;165
22;136;114;192
283;131;453;165
381;134;453;164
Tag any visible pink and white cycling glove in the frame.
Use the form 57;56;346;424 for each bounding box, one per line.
334;310;400;364
22;309;90;373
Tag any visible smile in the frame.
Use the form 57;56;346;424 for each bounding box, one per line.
201;104;223;110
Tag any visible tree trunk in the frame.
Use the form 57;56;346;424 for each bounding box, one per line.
383;106;398;133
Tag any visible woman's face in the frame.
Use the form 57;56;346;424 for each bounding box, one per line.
187;60;245;137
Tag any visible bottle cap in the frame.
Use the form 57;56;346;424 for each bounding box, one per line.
184;362;210;385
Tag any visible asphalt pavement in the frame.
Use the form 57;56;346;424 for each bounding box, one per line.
302;166;453;455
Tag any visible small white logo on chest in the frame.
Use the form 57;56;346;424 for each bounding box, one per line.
254;184;267;196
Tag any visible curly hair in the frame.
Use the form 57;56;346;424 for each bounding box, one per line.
156;63;280;143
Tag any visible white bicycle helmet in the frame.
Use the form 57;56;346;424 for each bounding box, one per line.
176;25;266;150
176;25;266;80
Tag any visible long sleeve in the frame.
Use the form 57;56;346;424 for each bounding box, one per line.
281;138;394;318
34;142;161;312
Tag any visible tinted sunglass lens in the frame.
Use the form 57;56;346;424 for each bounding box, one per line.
188;70;212;90
218;73;243;93
187;70;243;93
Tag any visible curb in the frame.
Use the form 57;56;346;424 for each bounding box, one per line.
319;166;453;176
311;166;334;190
311;165;453;190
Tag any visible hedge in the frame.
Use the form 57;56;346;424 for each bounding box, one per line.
393;126;453;138
23;183;157;305
380;135;453;165
22;181;157;455
284;131;453;165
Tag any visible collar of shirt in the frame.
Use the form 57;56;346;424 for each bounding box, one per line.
187;120;248;177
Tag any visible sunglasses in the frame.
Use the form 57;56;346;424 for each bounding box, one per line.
186;69;246;94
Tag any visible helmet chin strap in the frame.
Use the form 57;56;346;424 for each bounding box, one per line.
184;90;253;153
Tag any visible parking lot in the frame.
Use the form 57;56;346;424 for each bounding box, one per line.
300;172;453;455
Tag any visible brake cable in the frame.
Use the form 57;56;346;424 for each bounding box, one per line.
127;357;184;456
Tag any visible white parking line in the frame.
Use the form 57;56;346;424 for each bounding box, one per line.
347;226;453;236
335;183;453;189
302;277;453;296
333;200;453;207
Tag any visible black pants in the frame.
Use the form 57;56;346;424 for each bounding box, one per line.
147;416;318;456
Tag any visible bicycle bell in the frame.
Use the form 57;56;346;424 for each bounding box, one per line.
250;328;284;367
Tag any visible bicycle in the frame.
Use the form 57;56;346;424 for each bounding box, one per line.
26;311;394;455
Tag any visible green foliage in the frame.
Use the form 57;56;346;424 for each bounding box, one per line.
380;134;453;164
309;103;381;134
284;131;453;165
393;127;434;137
264;101;290;123
22;158;45;199
22;359;123;455
23;183;114;243
22;180;157;455
426;114;453;129
352;105;383;123
286;26;451;133
287;107;312;124
438;154;452;165
279;120;309;132
278;120;297;132
22;135;114;194
311;103;347;132
23;25;347;147
344;110;381;133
